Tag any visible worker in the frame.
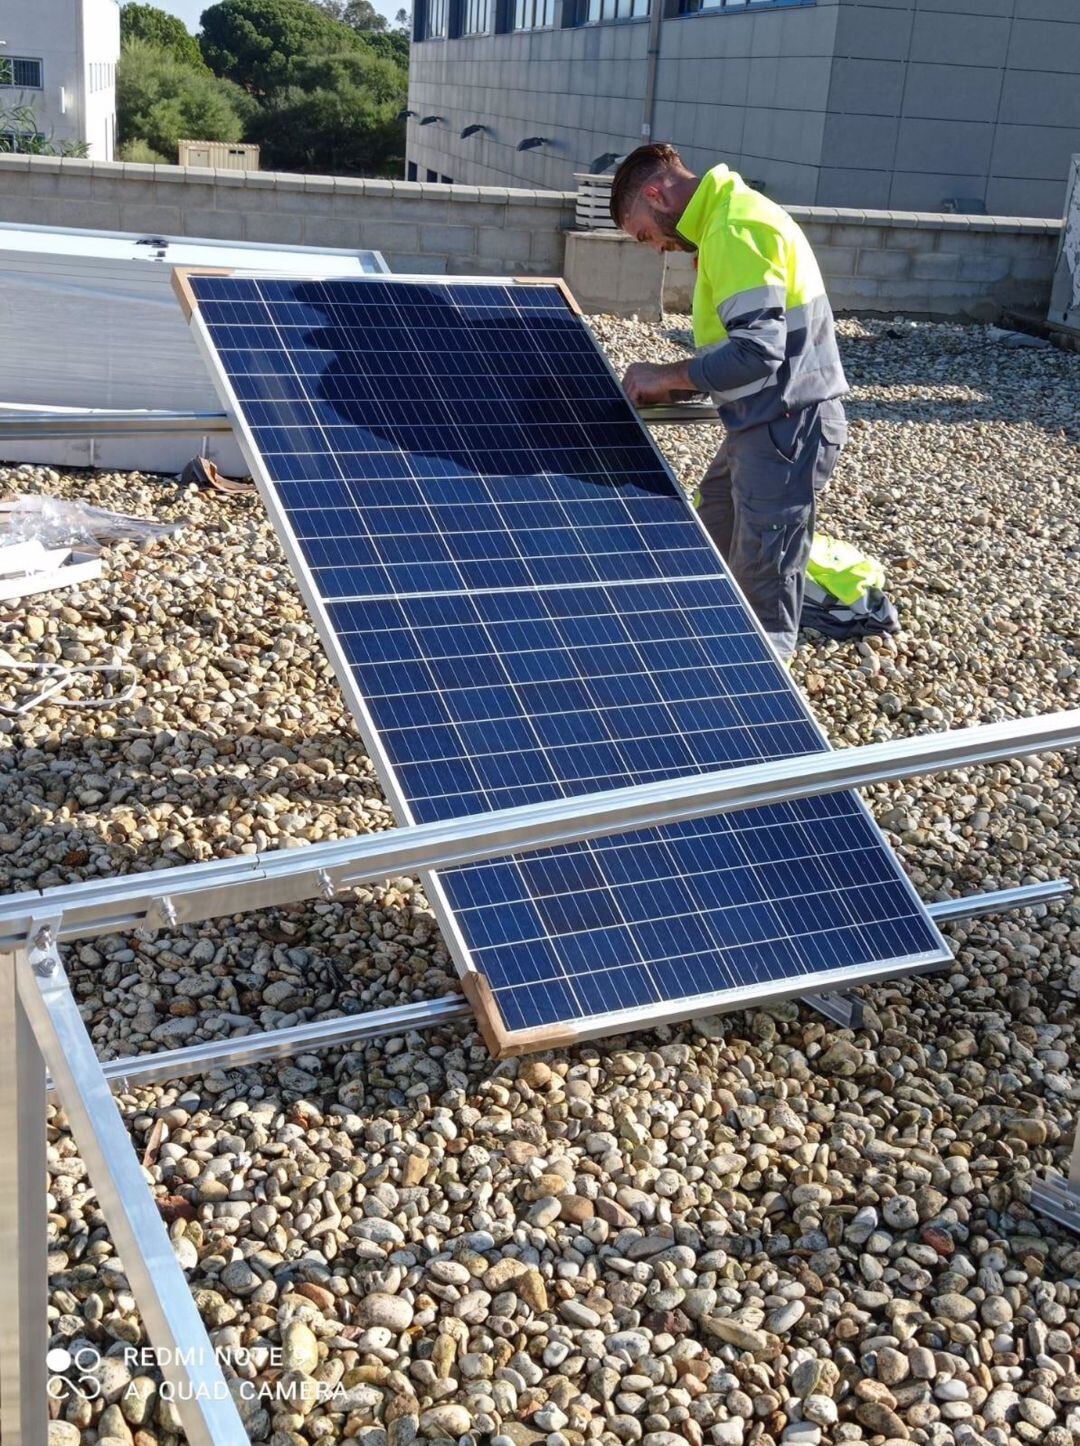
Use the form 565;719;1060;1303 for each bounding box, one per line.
610;144;849;662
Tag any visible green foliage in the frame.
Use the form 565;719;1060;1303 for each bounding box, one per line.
116;0;410;179
118;136;169;163
312;0;387;31
356;29;409;66
117;39;255;160
120;3;206;68
0;103;89;156
248;49;405;175
199;0;367;95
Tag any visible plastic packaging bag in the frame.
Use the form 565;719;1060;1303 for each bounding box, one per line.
0;495;187;549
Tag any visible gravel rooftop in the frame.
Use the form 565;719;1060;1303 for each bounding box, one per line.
1;314;1079;1446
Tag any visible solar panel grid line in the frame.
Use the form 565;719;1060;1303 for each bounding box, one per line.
180;268;950;1055
179;270;596;1019
296;279;670;1029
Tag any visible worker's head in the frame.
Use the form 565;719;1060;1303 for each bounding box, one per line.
609;144;698;253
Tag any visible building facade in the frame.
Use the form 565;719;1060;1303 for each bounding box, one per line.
407;0;1080;219
0;0;120;161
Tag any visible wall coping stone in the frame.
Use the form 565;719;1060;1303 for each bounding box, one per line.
778;204;1059;235
0;156;1061;236
0;155;577;208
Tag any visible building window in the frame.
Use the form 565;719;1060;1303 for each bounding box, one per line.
577;0;648;19
463;0;493;32
0;57;44;90
426;0;449;34
0;131;46;152
440;174;454;183
426;168;438;181
677;0;812;12
407;161;418;181
513;0;557;28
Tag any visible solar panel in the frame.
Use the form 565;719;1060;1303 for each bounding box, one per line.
181;272;950;1053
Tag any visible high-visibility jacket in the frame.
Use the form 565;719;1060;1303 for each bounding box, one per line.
679;165;848;432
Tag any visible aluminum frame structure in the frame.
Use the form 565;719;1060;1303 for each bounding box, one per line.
1;712;1078;1445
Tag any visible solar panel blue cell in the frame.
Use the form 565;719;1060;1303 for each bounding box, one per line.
188;272;949;1047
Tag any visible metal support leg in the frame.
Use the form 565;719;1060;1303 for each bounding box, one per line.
16;927;247;1446
1030;1122;1080;1234
804;991;865;1029
803;880;1074;1034
0;950;48;1446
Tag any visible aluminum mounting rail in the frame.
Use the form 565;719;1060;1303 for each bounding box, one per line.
51;879;1071;1095
0;710;1077;950
0;409;231;438
15;933;247;1445
638;400;723;424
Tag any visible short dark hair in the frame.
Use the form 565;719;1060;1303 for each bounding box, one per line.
609;143;687;227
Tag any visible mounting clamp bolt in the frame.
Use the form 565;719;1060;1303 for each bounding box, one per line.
318;869;336;902
158;897;179;928
32;925;55;954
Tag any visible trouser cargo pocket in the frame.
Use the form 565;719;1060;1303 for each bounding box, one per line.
729;498;815;661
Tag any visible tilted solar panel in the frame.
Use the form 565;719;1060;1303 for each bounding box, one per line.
180;272;949;1054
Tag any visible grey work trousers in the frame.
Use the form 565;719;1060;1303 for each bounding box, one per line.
696;398;848;661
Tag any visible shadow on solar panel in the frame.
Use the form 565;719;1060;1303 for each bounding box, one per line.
177;268;950;1057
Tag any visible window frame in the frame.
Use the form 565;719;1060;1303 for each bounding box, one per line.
672;0;814;16
510;0;559;31
572;0;650;25
0;57;45;90
0;130;47;153
461;0;494;35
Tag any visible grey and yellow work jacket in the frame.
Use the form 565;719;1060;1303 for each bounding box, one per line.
679;165;848;432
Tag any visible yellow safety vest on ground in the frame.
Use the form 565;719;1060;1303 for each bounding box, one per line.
677;165;848;432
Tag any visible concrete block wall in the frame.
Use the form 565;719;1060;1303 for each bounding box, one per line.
0;155;576;277
567;210;1062;318
0;156;1060;320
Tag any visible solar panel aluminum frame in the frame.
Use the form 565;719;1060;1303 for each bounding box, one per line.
176;267;950;1057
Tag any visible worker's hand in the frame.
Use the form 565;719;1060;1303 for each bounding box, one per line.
621;361;691;407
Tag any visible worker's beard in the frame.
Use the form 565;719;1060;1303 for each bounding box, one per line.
650;204;696;253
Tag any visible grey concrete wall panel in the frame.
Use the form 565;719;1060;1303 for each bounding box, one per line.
992;125;1080;184
822;113;899;170
986;176;1072;219
899;63;1004;122
833;3;914;61
908;10;1011;67
894;120;994;177
826;57;906;115
999;70;1080;130
407;0;1080;215
1012;0;1078;20
913;0;1013;15
888;169;990;212
816;167;894;210
1006;19;1080;75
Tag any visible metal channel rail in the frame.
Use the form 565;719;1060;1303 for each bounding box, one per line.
1;687;1077;1446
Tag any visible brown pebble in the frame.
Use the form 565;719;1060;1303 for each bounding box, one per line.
921;1225;955;1256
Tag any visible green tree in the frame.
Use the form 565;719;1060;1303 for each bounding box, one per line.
355;29;408;65
200;0;368;95
118;136;168;163
120;3;207;68
117;39;255;160
313;0;388;30
247;49;405;175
